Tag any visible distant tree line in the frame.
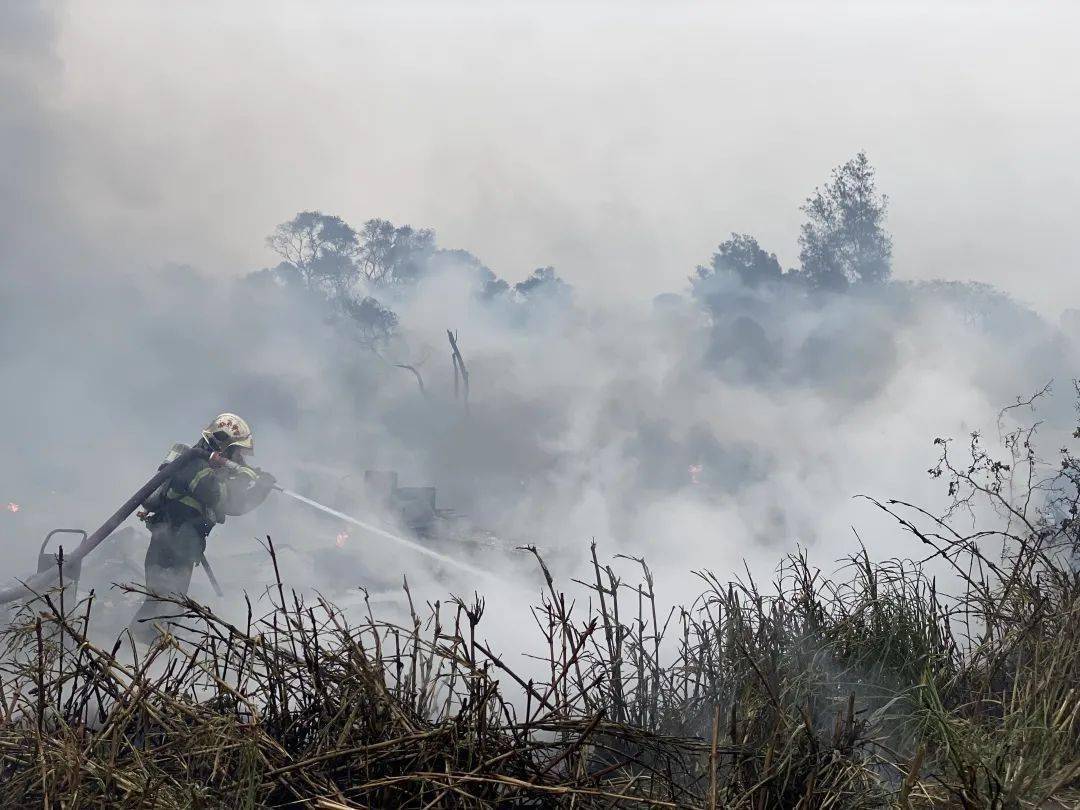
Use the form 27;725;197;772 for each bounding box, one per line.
264;213;572;302
693;151;893;298
255;214;573;348
253;151;892;346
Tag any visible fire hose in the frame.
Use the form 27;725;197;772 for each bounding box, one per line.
0;445;206;607
1;446;482;608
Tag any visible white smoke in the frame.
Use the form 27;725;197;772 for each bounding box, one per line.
3;3;1079;660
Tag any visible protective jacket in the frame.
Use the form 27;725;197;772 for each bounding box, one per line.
143;440;274;544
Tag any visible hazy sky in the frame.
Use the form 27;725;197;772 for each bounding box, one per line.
13;1;1080;311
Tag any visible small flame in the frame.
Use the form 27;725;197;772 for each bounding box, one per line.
688;464;703;485
335;530;349;548
5;502;20;513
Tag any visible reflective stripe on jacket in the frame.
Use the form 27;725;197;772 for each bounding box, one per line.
160;452;263;530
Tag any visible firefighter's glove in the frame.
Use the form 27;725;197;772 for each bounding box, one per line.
251;469;278;502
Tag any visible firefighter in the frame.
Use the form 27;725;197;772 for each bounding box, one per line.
129;413;276;642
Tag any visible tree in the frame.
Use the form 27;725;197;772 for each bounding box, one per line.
266;211;360;295
514;266;570;300
429;249;510;300
798;152;892;290
357;219;436;285
695;233;783;289
339;294;398;351
244;261;304;290
480;273;511;300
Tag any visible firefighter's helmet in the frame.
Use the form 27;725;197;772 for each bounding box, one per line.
202;413;254;454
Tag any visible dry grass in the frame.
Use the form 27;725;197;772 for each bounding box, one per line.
4;398;1080;807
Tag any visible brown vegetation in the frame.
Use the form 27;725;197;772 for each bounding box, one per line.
3;400;1080;808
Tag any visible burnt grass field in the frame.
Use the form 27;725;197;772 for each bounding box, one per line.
3;410;1080;809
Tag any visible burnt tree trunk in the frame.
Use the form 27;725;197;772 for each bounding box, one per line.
447;329;470;414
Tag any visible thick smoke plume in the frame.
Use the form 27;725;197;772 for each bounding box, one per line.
3;4;1078;655
4;206;1078;628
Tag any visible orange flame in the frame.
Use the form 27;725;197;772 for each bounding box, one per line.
335;530;349;548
